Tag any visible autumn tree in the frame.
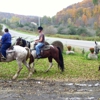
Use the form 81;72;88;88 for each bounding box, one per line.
82;14;87;26
10;16;20;23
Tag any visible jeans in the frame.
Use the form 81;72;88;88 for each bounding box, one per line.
0;43;11;58
35;42;44;55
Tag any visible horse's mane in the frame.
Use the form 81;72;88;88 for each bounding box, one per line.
22;39;27;47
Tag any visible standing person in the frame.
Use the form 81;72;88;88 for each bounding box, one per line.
35;26;45;58
0;28;11;60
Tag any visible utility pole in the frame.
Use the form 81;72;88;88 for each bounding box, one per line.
38;17;40;26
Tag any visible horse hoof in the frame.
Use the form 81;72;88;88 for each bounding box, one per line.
45;70;49;73
34;69;37;73
12;77;17;81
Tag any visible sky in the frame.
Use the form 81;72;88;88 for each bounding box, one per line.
0;0;83;17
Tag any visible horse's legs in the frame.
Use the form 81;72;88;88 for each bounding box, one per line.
45;57;53;72
22;60;32;79
29;54;36;73
22;60;30;71
53;57;60;71
13;60;23;80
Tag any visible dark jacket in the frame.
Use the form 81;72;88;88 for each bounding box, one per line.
1;32;11;44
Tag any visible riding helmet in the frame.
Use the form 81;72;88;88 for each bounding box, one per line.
38;26;43;30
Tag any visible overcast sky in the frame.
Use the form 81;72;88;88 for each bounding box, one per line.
0;0;83;17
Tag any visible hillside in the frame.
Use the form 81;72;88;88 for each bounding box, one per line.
0;12;39;24
55;0;100;28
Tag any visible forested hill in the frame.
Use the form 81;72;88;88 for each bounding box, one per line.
0;12;38;24
55;0;100;27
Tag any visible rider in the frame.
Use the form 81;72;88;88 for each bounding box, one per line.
35;26;45;58
0;28;11;60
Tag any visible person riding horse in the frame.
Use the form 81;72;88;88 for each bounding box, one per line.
35;26;45;58
0;28;11;60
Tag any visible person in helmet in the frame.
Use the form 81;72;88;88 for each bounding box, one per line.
0;28;11;60
35;26;45;58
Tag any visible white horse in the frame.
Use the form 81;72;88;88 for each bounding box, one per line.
0;45;32;80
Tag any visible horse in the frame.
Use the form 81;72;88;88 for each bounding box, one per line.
94;41;100;71
15;38;64;73
94;41;100;54
0;45;32;80
29;45;64;73
15;37;34;49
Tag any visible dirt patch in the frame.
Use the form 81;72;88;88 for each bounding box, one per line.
0;79;100;100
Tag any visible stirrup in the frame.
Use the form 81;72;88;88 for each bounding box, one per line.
36;55;41;59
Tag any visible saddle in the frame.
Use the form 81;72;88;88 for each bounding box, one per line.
31;45;51;59
41;45;50;51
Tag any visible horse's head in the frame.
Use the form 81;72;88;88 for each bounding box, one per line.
16;37;23;46
94;41;100;54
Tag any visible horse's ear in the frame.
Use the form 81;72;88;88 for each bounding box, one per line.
95;41;97;45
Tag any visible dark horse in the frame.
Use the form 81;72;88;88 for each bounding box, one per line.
15;37;64;73
15;37;31;48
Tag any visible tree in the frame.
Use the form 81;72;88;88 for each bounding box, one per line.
0;24;2;32
93;0;98;5
10;16;20;23
82;14;87;26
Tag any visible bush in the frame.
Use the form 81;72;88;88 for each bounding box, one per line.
67;25;76;35
44;26;57;34
0;24;3;32
57;25;69;34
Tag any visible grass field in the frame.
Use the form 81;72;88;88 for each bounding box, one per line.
0;48;100;82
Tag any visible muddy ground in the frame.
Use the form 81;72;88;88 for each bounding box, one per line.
0;79;100;100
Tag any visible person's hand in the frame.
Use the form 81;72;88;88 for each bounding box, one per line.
35;40;38;44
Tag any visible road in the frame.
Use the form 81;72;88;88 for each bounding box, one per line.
7;29;97;51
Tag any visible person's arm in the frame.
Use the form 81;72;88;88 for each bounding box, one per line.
38;37;43;42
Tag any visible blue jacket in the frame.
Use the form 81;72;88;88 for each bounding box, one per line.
1;32;11;44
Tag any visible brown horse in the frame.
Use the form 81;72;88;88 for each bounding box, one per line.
29;45;64;73
15;38;64;74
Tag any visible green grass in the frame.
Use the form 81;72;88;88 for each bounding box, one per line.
0;49;100;82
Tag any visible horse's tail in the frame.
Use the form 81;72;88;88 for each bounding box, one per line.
25;47;31;60
57;47;64;72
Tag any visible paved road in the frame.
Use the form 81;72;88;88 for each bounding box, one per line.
7;29;97;51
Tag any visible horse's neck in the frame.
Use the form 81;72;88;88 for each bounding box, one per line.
97;45;100;50
22;39;26;47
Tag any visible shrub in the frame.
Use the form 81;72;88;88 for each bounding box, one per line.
0;24;2;32
44;26;57;35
